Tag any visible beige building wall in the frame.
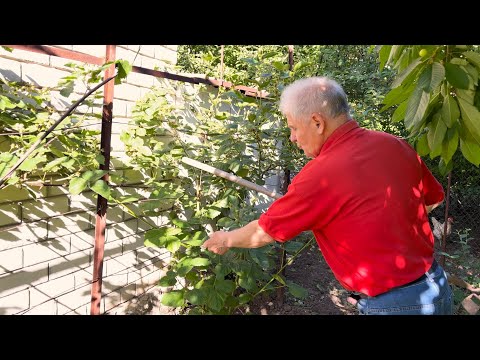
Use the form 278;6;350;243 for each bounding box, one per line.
0;45;180;314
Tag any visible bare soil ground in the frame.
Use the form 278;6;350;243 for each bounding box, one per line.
239;242;357;315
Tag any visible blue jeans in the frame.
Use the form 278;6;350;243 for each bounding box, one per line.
357;261;453;315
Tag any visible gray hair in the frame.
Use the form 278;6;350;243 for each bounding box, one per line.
279;77;350;121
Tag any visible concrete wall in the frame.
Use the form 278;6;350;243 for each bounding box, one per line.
0;45;179;315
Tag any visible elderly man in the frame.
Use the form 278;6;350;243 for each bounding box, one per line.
202;76;453;315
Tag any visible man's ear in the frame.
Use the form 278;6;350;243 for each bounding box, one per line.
312;113;325;133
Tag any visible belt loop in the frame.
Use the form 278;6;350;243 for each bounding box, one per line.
425;260;436;282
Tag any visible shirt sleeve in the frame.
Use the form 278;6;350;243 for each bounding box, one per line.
258;165;341;242
419;155;445;206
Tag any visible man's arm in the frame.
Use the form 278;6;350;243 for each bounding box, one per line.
202;220;275;255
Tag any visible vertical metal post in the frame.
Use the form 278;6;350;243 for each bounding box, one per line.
90;45;116;315
276;45;294;306
440;171;452;268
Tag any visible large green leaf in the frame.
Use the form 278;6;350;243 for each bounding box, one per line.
214;279;235;294
391;58;423;89
460;137;480;166
441;126;459;164
457;97;480;144
381;82;415;111
441;95;460;128
445;62;470;89
185;288;208;306
207;289;226;311
90;179;111;200
457;89;475;104
18;155;47;171
427;113;447;153
238;273;257;292
144;227;182;248
68;177;88;195
161;291;185;307
464;51;480;69
405;88;430;130
416;62;445;92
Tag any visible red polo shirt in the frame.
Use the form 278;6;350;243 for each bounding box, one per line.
258;120;444;296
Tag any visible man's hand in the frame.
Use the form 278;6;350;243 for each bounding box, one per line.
202;231;230;255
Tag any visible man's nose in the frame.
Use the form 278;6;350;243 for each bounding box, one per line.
290;133;296;142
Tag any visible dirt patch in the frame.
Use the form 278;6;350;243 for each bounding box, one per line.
240;242;357;315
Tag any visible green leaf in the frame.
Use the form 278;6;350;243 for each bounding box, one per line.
183;257;210;267
405;88;430;130
416;62;444;92
115;59;132;84
381;83;415;111
217;217;235;228
457;89;475;104
286;280;308;299
427;113;447;153
379;45;392;71
96;154;105;165
391;101;408;123
90;179;111;200
438;158;453;177
158;271;177;287
284;241;304;253
238;274;257;292
68;177;88;195
81;170;108;182
207;289;226;311
445;62;470;89
165;238;181;252
238;293;252;305
44;156;69;172
212;197;229;209
59;82;74;97
460;137;480;166
18;156;47;171
392;58;423;89
236;168;249;177
464;51;480;69
457;97;480;144
273;274;286;285
441;95;460;128
249;248;272;269
214;279;235;294
185;288;208;306
293;61;309;72
161;291;184;307
0;153;19;179
206;207;222;219
117;195;141;203
441;127;459;164
416;133;430;156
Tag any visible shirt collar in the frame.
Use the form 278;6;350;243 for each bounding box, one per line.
319;119;359;155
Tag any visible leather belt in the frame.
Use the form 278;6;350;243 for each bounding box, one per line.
398;259;438;288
